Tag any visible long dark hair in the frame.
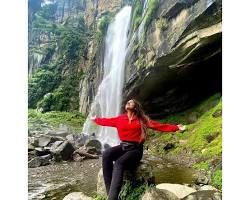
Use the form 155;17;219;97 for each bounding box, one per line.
130;98;150;143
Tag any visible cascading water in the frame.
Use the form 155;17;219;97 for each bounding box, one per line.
82;6;132;147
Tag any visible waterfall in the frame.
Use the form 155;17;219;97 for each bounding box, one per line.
82;6;132;147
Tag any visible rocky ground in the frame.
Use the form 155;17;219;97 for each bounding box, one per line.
29;159;101;200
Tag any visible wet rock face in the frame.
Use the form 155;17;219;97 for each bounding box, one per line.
123;0;222;118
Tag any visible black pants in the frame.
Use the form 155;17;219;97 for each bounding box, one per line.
102;143;143;200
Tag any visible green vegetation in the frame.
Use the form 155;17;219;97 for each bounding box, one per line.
37;73;82;112
96;15;113;43
60;28;87;65
119;181;154;200
192;161;209;170
28;63;62;109
29;3;88;112
131;0;143;34
93;194;108;200
28;109;85;133
212;169;222;190
36;3;57;20
144;0;159;32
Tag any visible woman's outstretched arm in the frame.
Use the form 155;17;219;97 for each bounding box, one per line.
91;116;119;127
146;119;185;132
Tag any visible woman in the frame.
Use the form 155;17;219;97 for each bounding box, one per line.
91;99;185;200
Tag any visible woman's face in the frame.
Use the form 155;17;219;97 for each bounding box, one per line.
125;99;136;111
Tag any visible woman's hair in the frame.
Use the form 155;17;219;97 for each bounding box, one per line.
130;98;149;123
129;98;150;143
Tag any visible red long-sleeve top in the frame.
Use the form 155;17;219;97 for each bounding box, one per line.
94;113;179;143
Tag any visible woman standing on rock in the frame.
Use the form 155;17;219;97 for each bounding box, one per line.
91;99;185;200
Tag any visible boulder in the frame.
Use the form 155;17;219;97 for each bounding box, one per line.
199;185;218;191
28;137;39;147
50;141;75;161
86;146;99;155
72;146;99;162
85;139;102;153
97;169;106;196
63;192;93;200
40;154;52;164
73;153;85;162
97;162;155;196
34;147;51;156
28;144;35;152
141;187;179;200
66;134;87;148
38;135;63;147
182;190;222;200
156;183;196;199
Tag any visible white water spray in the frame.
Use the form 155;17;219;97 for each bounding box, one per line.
82;6;132;147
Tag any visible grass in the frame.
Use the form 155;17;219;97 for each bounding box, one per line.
153;93;222;158
119;181;154;200
212;169;222;190
28;109;85;133
192;161;209;170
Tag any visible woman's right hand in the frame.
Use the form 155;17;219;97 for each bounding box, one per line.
90;115;96;121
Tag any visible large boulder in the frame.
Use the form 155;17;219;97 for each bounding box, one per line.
63;192;93;200
141;187;179;200
50;141;75;161
181;190;222;200
156;183;196;199
97;162;155;196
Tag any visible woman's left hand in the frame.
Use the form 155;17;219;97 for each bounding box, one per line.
177;124;186;131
